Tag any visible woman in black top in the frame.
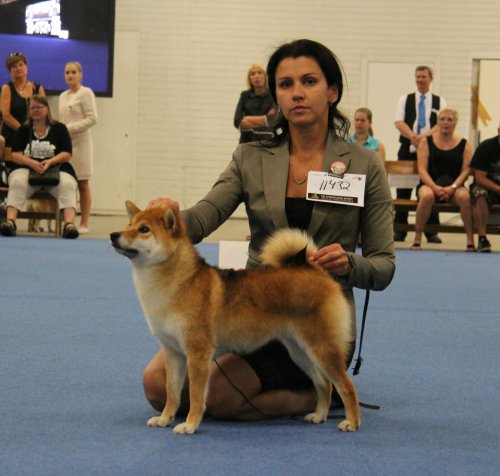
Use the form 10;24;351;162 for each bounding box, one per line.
0;95;79;239
233;64;276;143
411;108;475;251
1;52;45;162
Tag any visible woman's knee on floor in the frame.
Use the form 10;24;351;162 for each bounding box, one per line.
143;351;167;412
205;355;261;420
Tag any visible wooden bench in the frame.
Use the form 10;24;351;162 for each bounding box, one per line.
385;160;500;235
0;186;62;237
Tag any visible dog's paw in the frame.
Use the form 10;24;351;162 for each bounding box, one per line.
304;412;327;424
172;422;197;435
147;415;173;428
337;419;359;432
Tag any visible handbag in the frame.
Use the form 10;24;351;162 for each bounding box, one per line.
28;160;60;187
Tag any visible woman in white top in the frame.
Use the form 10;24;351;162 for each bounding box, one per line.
58;62;97;233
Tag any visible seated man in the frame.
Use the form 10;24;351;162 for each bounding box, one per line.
470;122;500;252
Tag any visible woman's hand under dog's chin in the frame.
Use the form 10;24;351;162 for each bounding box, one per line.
146;198;180;212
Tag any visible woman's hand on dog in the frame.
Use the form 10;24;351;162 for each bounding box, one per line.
310;244;352;277
146;197;180;212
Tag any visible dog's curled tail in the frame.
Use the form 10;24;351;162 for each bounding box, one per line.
259;228;318;268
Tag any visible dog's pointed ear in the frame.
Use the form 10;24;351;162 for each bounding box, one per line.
125;201;141;221
164;208;179;234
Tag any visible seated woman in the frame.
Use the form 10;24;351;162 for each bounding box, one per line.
410;108;475;251
0;95;79;238
347;107;386;161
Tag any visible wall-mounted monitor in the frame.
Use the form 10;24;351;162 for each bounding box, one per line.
0;0;115;97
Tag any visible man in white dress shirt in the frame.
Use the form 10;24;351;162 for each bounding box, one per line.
394;66;446;242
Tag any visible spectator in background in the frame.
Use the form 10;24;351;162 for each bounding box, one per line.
347;107;386;161
0;95;79;239
1;52;45;164
394;65;445;243
58;61;98;234
233;64;276;143
410;109;475;251
470;122;500;252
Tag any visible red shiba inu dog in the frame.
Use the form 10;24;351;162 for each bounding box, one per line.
110;201;360;434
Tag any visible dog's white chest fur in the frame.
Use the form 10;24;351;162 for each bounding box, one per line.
132;269;186;355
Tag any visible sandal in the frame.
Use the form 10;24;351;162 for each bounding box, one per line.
466;244;477;252
62;222;79;239
0;219;17;237
409;242;421;250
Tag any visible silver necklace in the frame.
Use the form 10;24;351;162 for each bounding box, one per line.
16;81;28;96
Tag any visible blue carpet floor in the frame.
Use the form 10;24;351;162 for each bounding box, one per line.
0;237;498;475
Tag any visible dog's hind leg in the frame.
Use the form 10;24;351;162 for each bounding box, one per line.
282;339;332;424
313;346;361;432
172;349;213;435
147;347;186;428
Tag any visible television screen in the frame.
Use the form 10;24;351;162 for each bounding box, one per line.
0;0;115;97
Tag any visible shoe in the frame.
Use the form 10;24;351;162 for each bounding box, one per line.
477;236;491;253
62;222;79;239
426;234;442;244
78;227;90;234
410;242;421;250
0;219;17;237
394;232;406;242
466;244;477;252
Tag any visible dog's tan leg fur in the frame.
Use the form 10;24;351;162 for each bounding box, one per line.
303;375;332;424
147;348;186;428
172;350;212;434
313;348;360;431
292;307;361;431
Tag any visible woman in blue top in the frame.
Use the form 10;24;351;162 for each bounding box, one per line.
348;107;386;161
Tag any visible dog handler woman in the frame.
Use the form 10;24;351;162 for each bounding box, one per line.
144;39;395;420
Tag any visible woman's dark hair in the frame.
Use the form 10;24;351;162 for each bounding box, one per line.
266;39;350;139
6;52;27;71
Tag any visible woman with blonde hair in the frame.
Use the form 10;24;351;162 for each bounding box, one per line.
58;61;98;233
233;64;276;143
411;108;475;251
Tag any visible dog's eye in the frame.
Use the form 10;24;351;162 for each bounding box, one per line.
138;226;150;234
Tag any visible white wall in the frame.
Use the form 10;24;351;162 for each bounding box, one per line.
88;0;500;214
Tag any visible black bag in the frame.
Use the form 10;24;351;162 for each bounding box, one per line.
28;162;60;187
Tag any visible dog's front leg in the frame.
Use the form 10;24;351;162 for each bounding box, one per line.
172;351;212;435
147;347;186;428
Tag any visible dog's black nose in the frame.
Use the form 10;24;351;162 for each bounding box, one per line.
110;232;121;243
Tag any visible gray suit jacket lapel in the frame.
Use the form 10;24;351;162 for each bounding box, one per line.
262;140;290;229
